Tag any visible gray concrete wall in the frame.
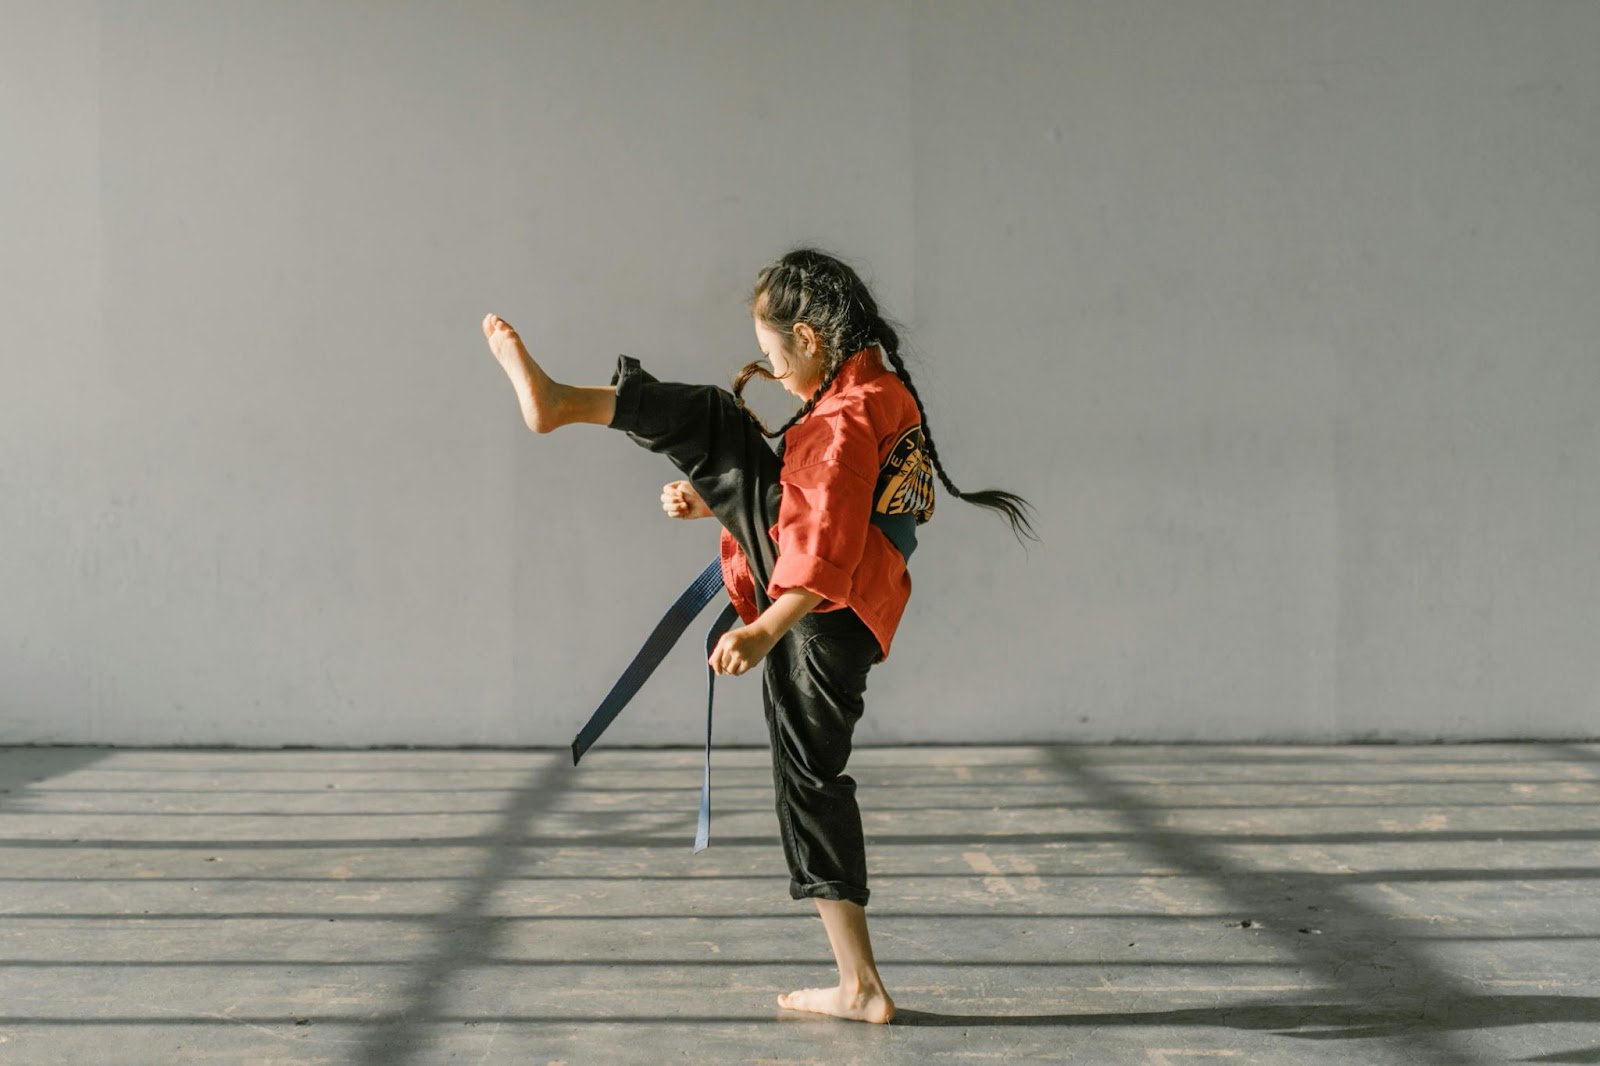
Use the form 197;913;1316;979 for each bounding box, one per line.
3;0;1595;746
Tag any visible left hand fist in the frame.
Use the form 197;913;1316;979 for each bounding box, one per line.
708;625;777;676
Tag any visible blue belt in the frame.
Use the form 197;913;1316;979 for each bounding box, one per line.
571;557;738;853
571;519;912;853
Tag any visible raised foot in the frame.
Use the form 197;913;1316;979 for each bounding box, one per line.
777;984;896;1024
482;313;564;432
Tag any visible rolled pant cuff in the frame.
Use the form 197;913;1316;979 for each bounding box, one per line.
791;879;870;908
607;354;646;433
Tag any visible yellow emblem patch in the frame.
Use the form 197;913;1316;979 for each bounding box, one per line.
874;426;935;524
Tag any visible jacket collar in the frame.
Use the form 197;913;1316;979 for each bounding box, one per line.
828;344;888;393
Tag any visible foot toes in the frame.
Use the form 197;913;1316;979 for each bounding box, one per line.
483;315;522;352
778;988;825;1013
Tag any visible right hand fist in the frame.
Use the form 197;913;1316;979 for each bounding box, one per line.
661;480;713;520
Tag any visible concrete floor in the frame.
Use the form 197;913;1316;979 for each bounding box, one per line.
0;744;1597;1065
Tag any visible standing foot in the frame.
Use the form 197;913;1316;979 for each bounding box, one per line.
482;313;566;432
777;983;896;1024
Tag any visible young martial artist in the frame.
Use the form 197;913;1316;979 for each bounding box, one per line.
483;248;1034;1024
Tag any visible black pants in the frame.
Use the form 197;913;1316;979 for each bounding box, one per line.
608;355;880;908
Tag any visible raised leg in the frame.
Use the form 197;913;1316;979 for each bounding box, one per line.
483;317;783;600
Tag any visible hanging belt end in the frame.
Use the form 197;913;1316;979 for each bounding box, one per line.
570;738;583;766
693;803;710;853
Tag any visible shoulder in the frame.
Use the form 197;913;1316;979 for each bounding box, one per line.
833;364;922;456
830;355;920;427
858;369;919;427
783;386;882;478
784;404;875;480
783;353;919;475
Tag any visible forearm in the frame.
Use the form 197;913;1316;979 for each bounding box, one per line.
707;587;827;676
749;588;826;642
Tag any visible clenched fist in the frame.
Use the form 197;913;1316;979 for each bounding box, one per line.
708;624;778;676
661;480;713;520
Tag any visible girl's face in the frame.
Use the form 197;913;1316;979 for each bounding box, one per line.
754;316;822;398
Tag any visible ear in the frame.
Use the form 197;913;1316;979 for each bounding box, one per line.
791;322;820;357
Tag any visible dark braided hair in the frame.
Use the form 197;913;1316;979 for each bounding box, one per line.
734;248;1038;543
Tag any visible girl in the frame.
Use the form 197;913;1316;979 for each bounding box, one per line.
482;248;1034;1024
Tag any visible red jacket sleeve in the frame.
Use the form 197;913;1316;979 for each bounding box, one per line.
767;408;879;606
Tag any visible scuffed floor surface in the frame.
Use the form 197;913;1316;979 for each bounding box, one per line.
1;744;1597;1065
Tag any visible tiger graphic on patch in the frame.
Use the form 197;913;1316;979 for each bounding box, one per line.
874;425;935;524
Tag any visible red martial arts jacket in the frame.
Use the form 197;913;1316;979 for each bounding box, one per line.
719;346;936;661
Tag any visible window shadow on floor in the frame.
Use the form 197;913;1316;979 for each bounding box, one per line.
352;754;573;1066
0;747;114;812
1037;745;1600;1066
891;993;1600;1036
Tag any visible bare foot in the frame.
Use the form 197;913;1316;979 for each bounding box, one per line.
777;983;896;1024
482;313;564;432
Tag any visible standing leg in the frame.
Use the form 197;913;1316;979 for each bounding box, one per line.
780;900;894;1024
766;608;896;1023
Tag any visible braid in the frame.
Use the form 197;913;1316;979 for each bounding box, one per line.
879;328;1039;544
878;337;959;499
